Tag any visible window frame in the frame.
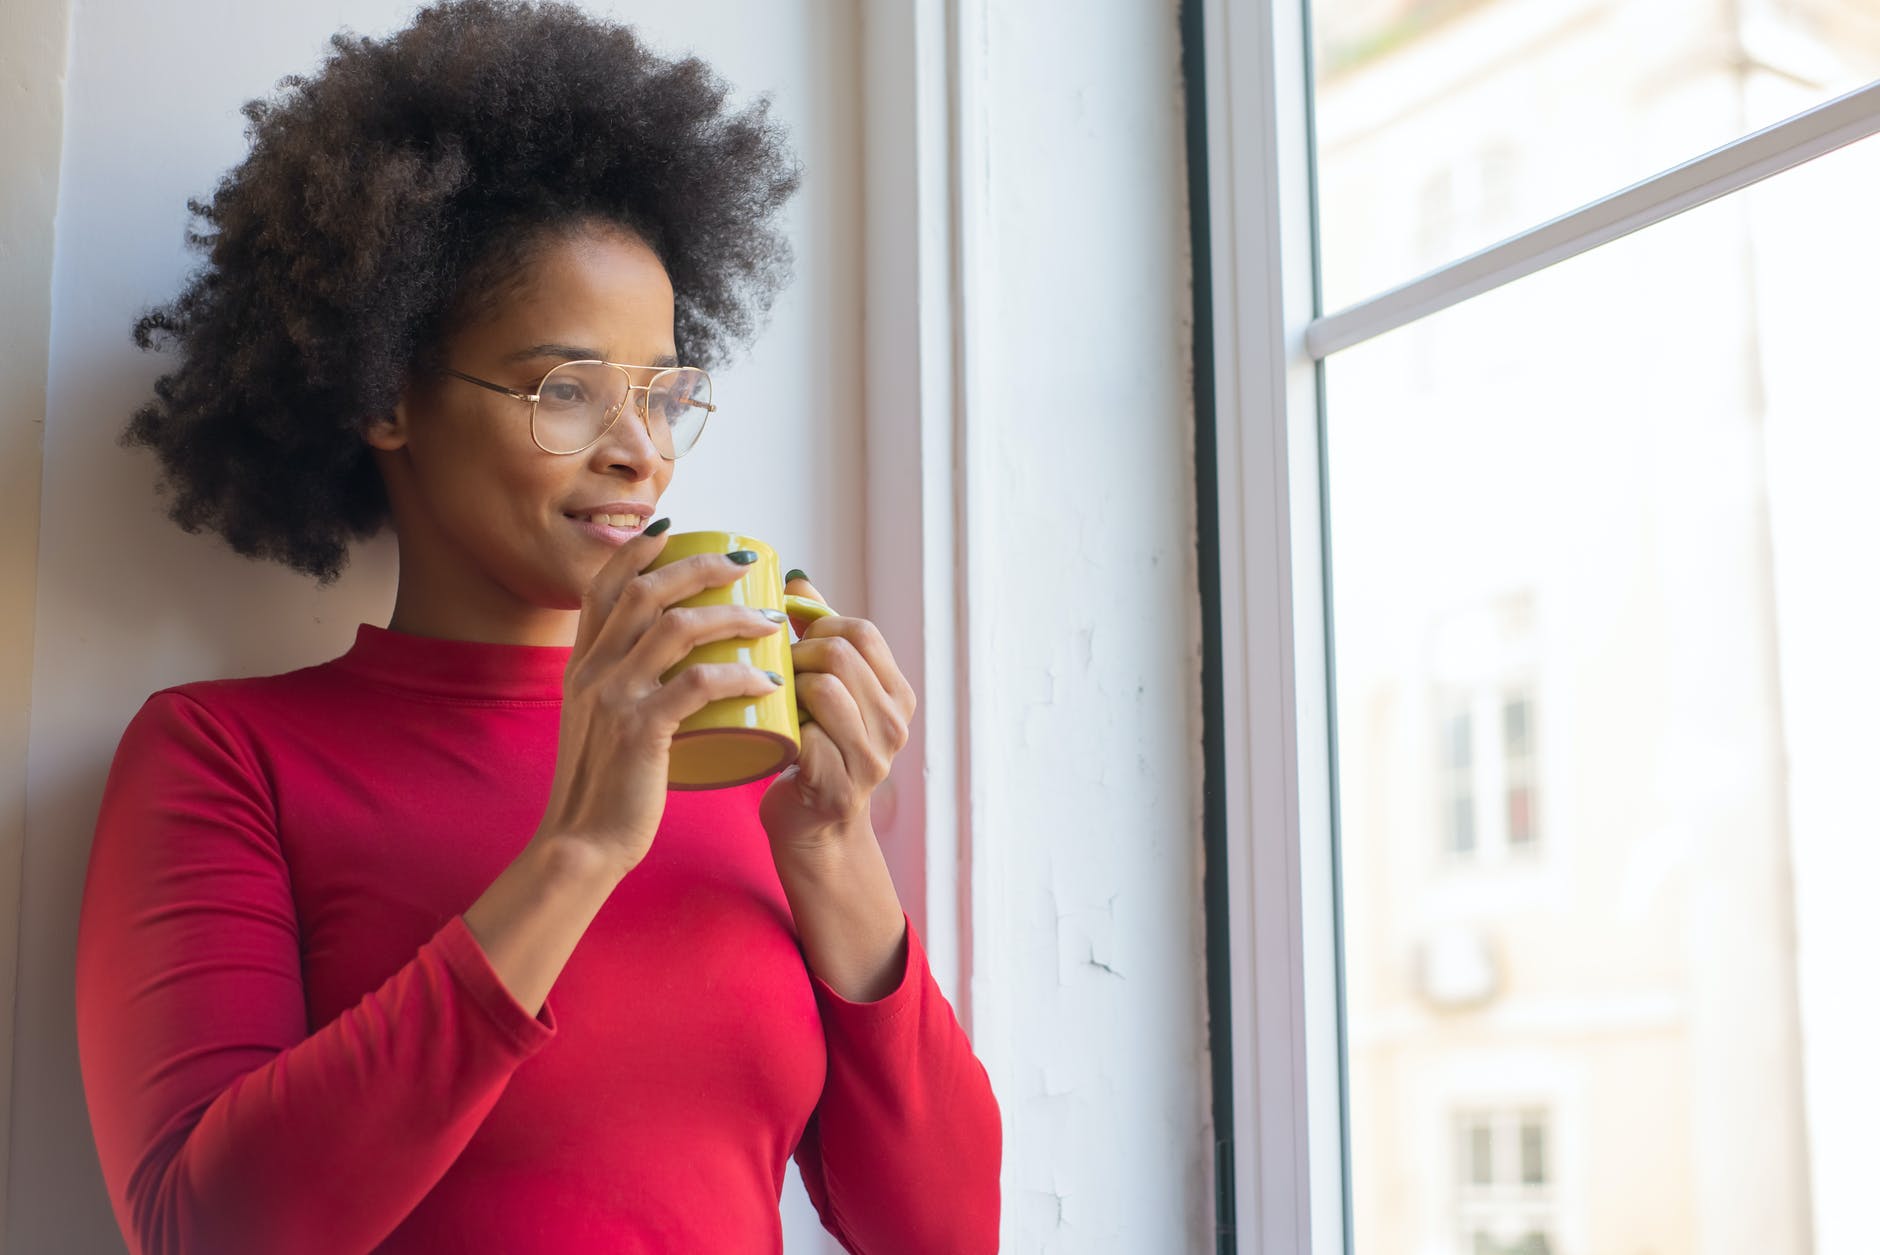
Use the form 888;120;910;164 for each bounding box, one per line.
1192;0;1345;1249
1190;0;1880;1250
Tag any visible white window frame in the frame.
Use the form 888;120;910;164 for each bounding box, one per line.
1196;0;1880;1249
1197;0;1345;1248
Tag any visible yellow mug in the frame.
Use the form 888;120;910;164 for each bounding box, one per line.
642;530;833;789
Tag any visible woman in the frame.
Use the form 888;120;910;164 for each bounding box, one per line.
72;3;1001;1252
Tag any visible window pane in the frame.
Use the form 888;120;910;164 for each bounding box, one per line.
1445;708;1473;768
1310;0;1880;308
1447;795;1475;856
1519;1117;1546;1186
1502;698;1529;758
1505;785;1533;848
1329;136;1880;1255
1466;1118;1494;1186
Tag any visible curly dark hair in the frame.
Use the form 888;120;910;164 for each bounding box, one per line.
123;0;801;586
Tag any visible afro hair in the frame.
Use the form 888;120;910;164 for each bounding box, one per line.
123;0;801;586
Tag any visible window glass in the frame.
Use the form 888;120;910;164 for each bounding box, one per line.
1504;697;1536;848
1465;1117;1493;1186
1311;0;1880;308
1519;1116;1546;1187
1326;134;1879;1255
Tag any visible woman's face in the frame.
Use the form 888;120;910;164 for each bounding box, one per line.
365;222;679;645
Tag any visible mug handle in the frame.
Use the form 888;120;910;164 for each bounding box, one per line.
781;594;836;727
783;593;836;623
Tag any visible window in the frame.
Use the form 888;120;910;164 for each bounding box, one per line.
1328;154;1880;1252
1436;685;1541;862
1196;0;1880;1251
1429;601;1541;864
1311;0;1880;307
1456;1109;1554;1255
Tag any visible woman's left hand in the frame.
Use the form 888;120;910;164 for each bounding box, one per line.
758;574;916;862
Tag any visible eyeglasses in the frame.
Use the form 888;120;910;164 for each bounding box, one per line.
441;359;716;459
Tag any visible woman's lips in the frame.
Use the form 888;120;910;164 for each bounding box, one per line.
563;513;646;545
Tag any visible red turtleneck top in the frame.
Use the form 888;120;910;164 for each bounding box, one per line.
74;623;1001;1254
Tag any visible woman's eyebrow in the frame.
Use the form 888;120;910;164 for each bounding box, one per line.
502;344;682;368
503;342;604;363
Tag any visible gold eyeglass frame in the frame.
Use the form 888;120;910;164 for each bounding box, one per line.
441;359;717;459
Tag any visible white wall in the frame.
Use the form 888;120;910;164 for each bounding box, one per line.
5;1;1211;1252
957;3;1211;1250
8;2;862;1251
0;0;72;1245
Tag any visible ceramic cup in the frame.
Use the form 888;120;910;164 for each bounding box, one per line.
642;530;833;789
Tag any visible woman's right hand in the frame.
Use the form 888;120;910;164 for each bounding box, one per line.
533;524;787;876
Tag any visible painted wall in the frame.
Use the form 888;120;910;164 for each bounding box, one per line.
0;0;72;1246
8;2;860;1251
960;3;1212;1250
4;1;1212;1252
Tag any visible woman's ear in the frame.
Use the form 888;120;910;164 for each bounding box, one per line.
362;397;410;452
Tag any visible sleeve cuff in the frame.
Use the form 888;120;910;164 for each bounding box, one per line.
808;910;924;1025
432;914;560;1054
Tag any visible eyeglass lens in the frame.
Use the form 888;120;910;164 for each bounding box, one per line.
532;361;712;457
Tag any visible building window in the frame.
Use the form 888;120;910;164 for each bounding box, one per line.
1437;686;1540;861
1456;1108;1555;1255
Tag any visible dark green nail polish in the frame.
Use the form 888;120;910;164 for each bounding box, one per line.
643;517;672;537
785;568;809;584
727;549;759;565
763;670;785;686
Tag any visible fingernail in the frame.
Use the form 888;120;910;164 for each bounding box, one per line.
643;517;672;537
727;549;759;565
759;608;788;623
763;670;785;686
784;568;808;584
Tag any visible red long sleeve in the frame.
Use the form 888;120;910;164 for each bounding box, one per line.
792;923;1003;1254
74;623;1001;1253
76;690;556;1254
